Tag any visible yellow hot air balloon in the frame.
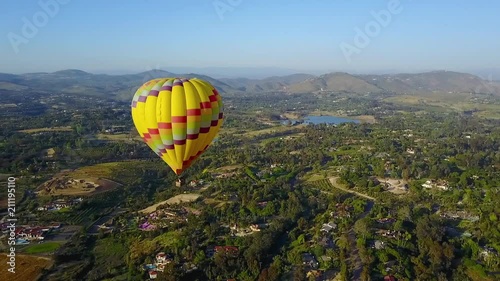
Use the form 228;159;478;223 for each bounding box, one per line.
131;78;223;175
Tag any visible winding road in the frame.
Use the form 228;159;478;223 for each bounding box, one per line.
328;177;375;281
328;177;376;201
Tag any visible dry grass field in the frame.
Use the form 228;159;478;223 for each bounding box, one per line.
18;126;72;133
139;193;202;214
0;254;53;281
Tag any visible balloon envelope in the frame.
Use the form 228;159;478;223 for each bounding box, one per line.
131;78;223;175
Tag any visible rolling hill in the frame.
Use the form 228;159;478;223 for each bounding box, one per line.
287;72;383;94
0;69;499;101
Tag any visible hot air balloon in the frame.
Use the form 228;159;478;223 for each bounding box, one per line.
131;77;223;176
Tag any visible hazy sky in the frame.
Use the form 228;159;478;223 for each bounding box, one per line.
1;0;499;74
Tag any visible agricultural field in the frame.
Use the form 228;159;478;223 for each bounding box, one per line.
69;160;167;185
68;207;100;225
308;178;335;190
0;254;53;281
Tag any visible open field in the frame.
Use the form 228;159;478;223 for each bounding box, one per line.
306;174;326;182
139;193;202;214
95;133;142;143
282;112;301;119
204;198;228;208
18;126;73;133
24;242;62;254
308;110;377;123
69;162;121;179
385;94;500;118
216;165;242;171
0;254;53;281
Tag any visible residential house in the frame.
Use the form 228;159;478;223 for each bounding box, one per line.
321;222;337;233
156;252;173;265
370;240;385;250
250;224;262;232
302;252;319;269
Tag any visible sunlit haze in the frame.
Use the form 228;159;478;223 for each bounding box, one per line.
1;0;499;76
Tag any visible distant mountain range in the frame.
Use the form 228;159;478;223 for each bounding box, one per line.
0;69;499;101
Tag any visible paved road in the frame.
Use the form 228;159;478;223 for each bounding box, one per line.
347;201;374;281
328;177;376;201
327;177;375;281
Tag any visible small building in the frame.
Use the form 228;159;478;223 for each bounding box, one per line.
148;270;158;279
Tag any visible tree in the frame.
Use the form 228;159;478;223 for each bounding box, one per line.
354;218;370;239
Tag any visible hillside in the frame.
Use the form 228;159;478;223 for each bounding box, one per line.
357;71;500;95
288;72;383;94
220;73;315;92
1;69;499;101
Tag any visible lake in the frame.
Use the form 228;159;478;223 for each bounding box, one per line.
304;115;360;125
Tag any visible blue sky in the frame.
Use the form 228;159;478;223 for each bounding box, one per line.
1;0;499;75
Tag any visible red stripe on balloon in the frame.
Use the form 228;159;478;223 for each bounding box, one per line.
201;102;212;109
158;122;172;129
148;128;159;135
174;139;186;145
186;109;201;116
209;95;217;102
200;127;210;133
172;116;187;123
187;134;199;140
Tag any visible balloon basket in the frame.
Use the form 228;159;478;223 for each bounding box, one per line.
175;177;185;188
